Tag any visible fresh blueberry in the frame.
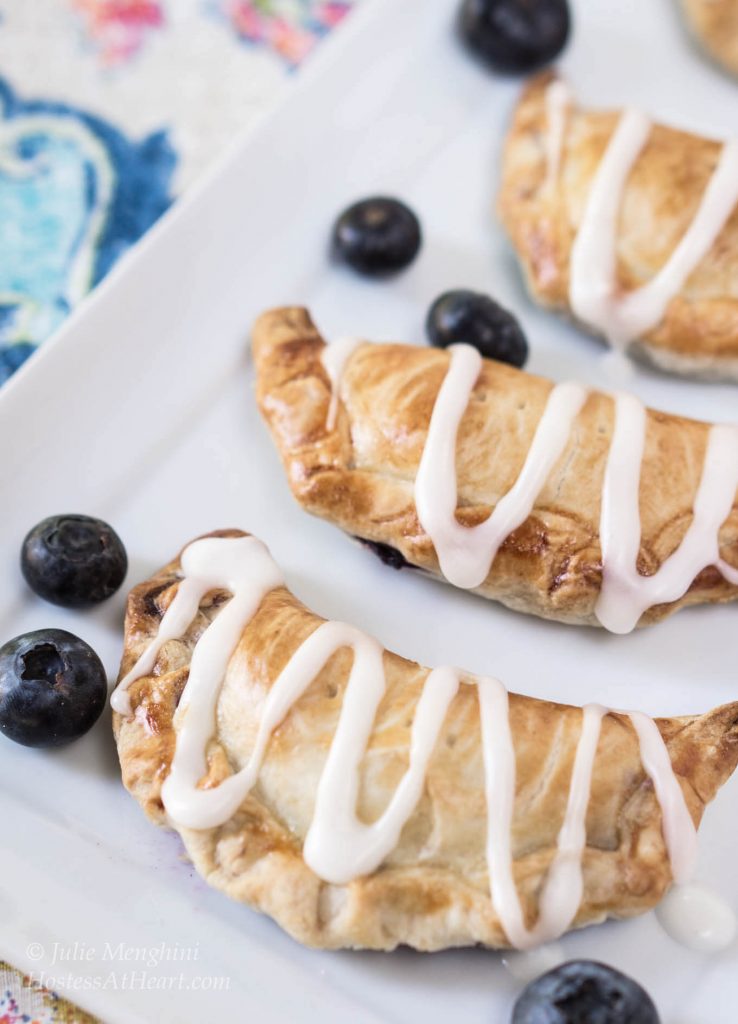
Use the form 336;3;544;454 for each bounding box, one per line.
511;960;660;1024
426;290;529;367
0;629;107;748
21;514;127;608
332;197;422;275
459;0;570;74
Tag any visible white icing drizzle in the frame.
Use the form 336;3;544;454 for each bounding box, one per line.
543;80;571;192
397;341;737;631
597;395;738;633
110;535;701;949
600;347;637;388
414;343;588;590
569;107;652;347
627;711;698;882
502;943;566;984
305;657;459;884
569;99;738;349
319;335;738;629
320;336;363;430
480;686;610;950
718;558;738;586
111;575;209;717
533;704;607;939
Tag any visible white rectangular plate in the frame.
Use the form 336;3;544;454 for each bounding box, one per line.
1;0;737;1020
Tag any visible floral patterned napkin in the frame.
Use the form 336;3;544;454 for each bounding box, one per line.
0;0;355;387
0;1;356;1018
1;961;98;1024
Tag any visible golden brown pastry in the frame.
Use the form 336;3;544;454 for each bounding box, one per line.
252;306;738;632
681;0;738;77
112;530;738;952
497;73;738;380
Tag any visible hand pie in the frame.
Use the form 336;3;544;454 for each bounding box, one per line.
680;0;738;78
111;530;738;952
252;306;738;633
497;73;738;380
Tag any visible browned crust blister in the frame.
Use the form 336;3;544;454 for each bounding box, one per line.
497;73;738;379
113;529;738;951
252;306;738;628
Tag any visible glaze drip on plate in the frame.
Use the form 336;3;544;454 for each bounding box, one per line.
553;81;738;350
112;534;700;950
656;883;737;953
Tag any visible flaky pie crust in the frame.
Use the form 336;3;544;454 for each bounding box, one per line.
252;306;738;628
113;530;738;951
681;0;738;78
497;73;738;380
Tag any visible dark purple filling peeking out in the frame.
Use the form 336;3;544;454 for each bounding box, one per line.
355;537;412;571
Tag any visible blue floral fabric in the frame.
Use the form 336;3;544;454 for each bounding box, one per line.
0;79;174;385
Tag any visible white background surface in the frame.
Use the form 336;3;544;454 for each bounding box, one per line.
1;0;737;1020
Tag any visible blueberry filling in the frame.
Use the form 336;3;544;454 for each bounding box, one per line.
355;537;412;571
